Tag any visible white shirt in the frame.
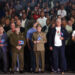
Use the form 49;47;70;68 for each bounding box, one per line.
72;30;75;37
65;25;72;34
54;27;62;47
21;19;26;28
37;17;47;27
57;9;67;18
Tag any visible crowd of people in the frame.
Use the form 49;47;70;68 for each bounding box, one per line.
0;0;75;74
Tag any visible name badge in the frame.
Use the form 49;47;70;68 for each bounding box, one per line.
61;32;64;37
18;40;24;45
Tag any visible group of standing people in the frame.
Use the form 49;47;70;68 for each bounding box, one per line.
0;0;75;74
0;18;69;75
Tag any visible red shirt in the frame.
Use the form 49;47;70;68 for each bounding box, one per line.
33;14;40;20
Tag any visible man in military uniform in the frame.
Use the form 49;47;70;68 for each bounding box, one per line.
32;24;47;73
10;25;26;73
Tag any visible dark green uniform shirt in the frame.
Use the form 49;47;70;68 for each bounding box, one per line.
10;32;26;53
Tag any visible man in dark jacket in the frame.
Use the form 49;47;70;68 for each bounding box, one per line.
49;18;68;74
42;18;53;70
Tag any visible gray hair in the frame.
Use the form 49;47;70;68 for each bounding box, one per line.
56;18;61;22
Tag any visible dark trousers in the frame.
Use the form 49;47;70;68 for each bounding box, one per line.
0;48;8;72
3;51;8;72
53;46;67;72
45;43;53;71
29;41;36;71
30;50;36;71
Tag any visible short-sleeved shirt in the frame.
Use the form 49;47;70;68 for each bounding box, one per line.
57;9;67;18
37;17;47;27
26;27;37;40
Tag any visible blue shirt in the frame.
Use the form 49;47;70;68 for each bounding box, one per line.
0;32;8;52
26;28;37;40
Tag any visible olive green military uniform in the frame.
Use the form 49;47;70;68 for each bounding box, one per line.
32;32;47;72
10;32;26;71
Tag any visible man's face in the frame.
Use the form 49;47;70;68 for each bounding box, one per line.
15;27;20;33
22;14;26;20
11;18;15;23
11;23;15;29
37;26;42;32
68;20;72;26
56;2;59;6
62;20;66;25
56;19;61;26
16;20;21;26
40;12;44;18
46;19;50;25
0;27;4;34
61;6;64;10
5;19;10;25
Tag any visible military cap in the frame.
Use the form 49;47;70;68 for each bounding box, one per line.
36;24;42;28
